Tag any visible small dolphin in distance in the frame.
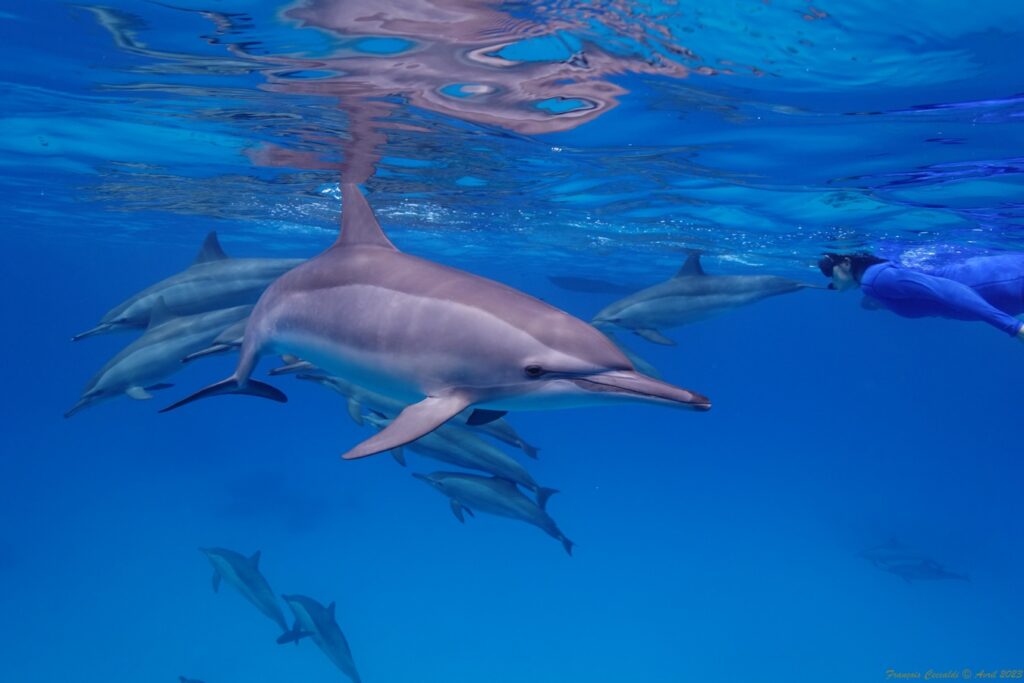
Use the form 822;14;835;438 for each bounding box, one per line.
72;232;301;340
881;558;970;584
295;370;540;458
362;412;541;491
200;547;290;636
279;594;361;683
413;471;573;555
858;538;926;567
161;184;710;460
65;301;252;417
179;677;205;683
592;252;820;345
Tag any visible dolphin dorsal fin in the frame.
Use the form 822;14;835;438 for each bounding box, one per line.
327;601;336;619
194;231;229;264
335;184;397;250
675;252;705;277
249;550;261;568
147;297;177;329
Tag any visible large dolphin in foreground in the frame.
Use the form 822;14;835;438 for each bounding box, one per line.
279;594;361;683
591;252;820;345
413;471;573;555
72;232;301;340
362;412;541;491
162;184;710;459
65;301;253;417
199;547;290;636
294;370;541;458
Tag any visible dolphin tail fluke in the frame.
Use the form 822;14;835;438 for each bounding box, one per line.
561;536;575;557
521;441;540;460
160;377;287;413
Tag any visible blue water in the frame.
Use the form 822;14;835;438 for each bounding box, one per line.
3;1;1023;681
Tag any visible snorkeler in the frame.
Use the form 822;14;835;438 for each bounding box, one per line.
818;253;1024;341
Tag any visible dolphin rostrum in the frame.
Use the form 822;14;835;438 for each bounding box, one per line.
181;316;249;363
413;471;573;555
72;232;301;340
591;252;820;345
161;184;710;459
278;594;361;683
295;371;541;458
362;412;540;491
199;547;289;635
65;301;253;417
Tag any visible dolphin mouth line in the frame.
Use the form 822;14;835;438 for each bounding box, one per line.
569;374;711;410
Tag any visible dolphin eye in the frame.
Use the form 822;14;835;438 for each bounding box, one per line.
524;364;545;378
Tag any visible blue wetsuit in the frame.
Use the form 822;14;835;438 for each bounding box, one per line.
861;255;1024;336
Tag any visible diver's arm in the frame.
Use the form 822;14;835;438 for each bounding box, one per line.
876;268;1024;337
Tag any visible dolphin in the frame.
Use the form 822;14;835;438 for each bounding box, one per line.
591;252;820;345
295;371;541;458
362;412;540;490
278;594;361;683
181;316;249;363
858;538;926;567
161;184;710;459
72;232;301;340
413;471;573;555
65;301;253;417
179;677;205;683
880;558;970;583
199;547;290;635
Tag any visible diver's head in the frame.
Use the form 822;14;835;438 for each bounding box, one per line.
818;252;885;291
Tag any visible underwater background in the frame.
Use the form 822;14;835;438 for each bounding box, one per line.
2;1;1023;681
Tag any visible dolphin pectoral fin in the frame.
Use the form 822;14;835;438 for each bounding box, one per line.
276;625;312;645
536;487;559;511
391;448;406;467
341;394;472;460
268;359;313;376
182;344;228;363
346;399;364;426
212;570;221;593
160;378;287;413
466;409;507;426
450;499;467;523
126;386;154;400
634;328;676;346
